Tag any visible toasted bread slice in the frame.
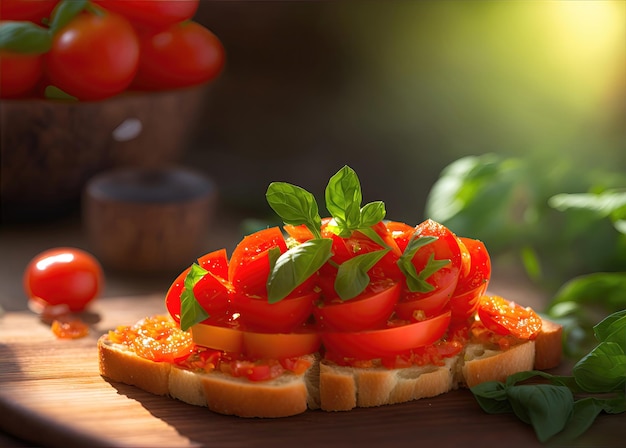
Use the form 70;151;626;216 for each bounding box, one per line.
98;316;563;417
319;356;458;411
98;335;315;418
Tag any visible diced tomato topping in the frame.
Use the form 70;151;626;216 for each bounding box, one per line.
51;318;90;339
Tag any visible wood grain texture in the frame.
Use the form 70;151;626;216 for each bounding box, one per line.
0;295;621;448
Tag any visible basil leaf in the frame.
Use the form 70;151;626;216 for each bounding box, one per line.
335;249;389;301
556;397;608;442
470;380;512;414
506;384;574;443
573;341;626;393
325;165;362;237
397;236;450;293
267;239;332;303
0;22;51;54
49;0;88;34
180;264;210;331
266;182;322;239
356;226;388;249
360;201;386;227
593;309;626;348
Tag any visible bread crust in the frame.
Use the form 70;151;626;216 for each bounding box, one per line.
98;336;171;396
534;318;563;370
98;316;563;417
461;340;535;388
319;357;457;411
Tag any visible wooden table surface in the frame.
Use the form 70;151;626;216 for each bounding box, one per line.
0;212;622;447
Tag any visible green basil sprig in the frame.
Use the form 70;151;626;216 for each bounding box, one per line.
266;165;392;303
471;309;626;443
397;236;450;292
266;165;451;302
179;264;210;331
266;239;333;303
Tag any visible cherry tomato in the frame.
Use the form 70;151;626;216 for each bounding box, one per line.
477;295;542;340
321;309;451;360
228;227;288;296
232;290;319;333
165;248;229;323
314;280;400;331
131;21;224;91
449;237;491;323
23;247;103;312
395;219;462;320
191;321;321;360
44;10;139;100
0;0;57;23
0;50;42;98
92;0;199;31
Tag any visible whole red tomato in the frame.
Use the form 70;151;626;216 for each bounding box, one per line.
0;0;58;23
132;21;224;91
0;50;42;98
44;10;139;100
24;248;104;312
92;0;199;31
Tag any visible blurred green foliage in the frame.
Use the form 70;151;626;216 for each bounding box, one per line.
425;153;626;291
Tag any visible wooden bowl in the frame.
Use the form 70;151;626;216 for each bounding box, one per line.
0;86;208;223
83;166;217;276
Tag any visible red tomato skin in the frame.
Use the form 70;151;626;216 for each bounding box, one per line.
132;21;224;91
44;11;139;100
0;50;42;98
228;227;287;296
449;237;491;323
92;0;199;31
385;220;415;252
23;248;103;312
232;290;319;333
192;272;230;317
314;280;400;332
0;0;57;23
477;296;542;340
395;219;462;320
165;249;229;323
321;309;451;360
395;282;455;320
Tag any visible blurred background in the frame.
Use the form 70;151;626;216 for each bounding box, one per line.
190;0;625;225
1;0;625;304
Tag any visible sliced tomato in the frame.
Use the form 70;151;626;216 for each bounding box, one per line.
231;290;319;333
339;221;403;281
165;248;229;323
395;219;462;319
385;220;415;252
456;236;472;279
314;279;400;331
243;328;321;360
191;321;321;359
228;227;288;296
321;309;451;360
191;320;244;353
395;285;452;320
113;316;195;363
477;295;542;340
449;237;491;323
192;271;230;317
283;223;314;243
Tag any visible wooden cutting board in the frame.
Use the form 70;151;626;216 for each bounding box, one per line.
0;295;620;448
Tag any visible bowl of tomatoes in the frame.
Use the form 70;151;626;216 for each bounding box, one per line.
0;0;225;222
